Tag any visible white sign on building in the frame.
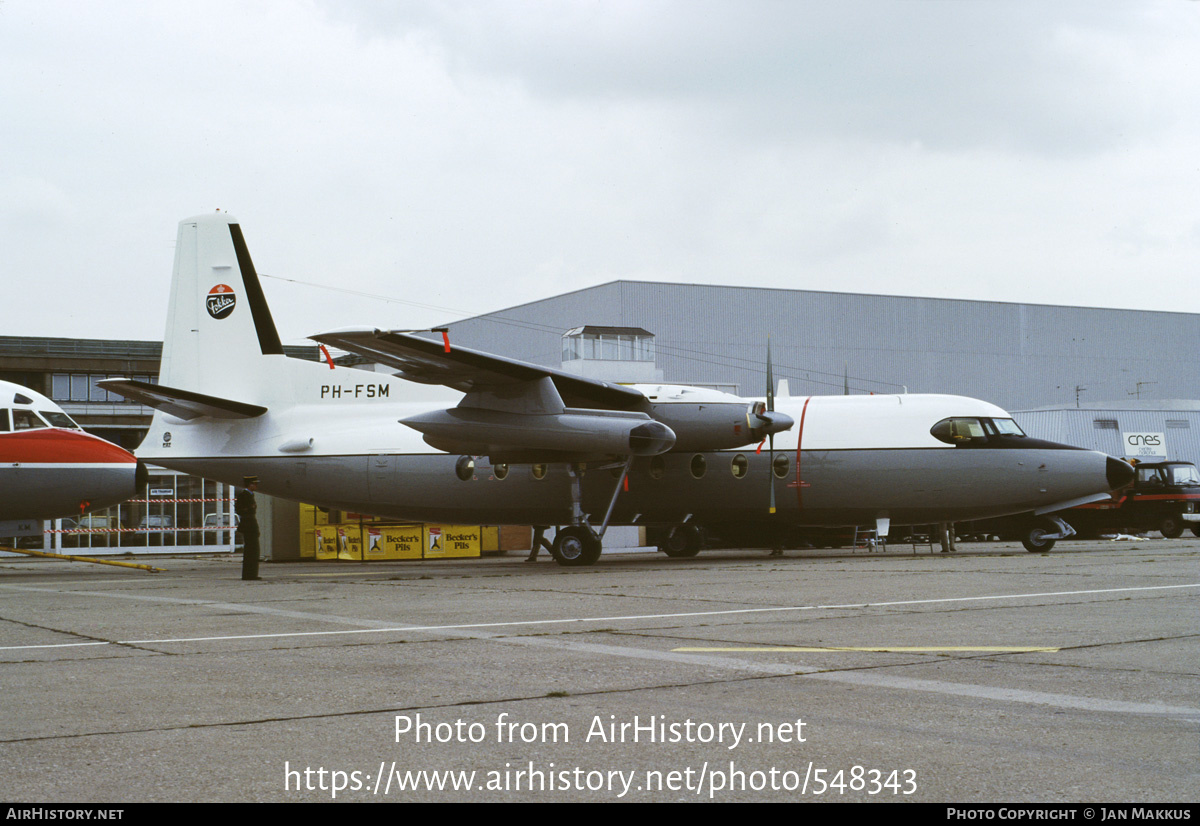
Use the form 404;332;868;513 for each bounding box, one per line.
1122;432;1167;458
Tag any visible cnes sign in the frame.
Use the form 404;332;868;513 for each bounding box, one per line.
1122;432;1167;457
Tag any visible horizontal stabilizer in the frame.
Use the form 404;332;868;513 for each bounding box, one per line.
311;329;649;412
98;378;267;421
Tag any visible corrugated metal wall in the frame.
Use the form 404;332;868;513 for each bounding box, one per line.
440;281;1200;412
1015;409;1200;466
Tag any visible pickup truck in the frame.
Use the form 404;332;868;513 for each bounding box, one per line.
1064;460;1200;539
966;460;1200;551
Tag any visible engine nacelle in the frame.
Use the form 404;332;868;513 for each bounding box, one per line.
402;407;676;461
649;400;794;452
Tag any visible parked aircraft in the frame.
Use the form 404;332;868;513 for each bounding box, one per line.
0;380;142;522
102;213;1134;564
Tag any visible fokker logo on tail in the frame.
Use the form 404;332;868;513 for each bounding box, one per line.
206;284;236;320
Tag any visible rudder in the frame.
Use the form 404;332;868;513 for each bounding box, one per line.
160;212;284;400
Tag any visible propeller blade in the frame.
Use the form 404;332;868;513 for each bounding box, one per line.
767;336;776;514
768;432;776;514
766;337;775;413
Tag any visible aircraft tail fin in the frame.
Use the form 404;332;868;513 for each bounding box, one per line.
160;212;285;400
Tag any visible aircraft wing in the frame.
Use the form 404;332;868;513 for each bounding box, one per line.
310;329;649;412
98;378;267;420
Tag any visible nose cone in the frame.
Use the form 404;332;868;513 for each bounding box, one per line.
1106;456;1135;490
755;410;795;437
0;430;139;520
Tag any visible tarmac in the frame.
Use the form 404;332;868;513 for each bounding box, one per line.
0;537;1196;803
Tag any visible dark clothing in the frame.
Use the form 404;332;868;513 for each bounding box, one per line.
235;488;257;519
235;487;261;580
526;526;554;561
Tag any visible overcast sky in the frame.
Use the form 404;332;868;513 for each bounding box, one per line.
3;1;1198;346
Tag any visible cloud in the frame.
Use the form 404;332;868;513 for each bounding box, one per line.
1;0;1198;343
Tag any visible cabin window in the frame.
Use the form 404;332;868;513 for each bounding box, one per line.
730;454;748;479
648;456;666;480
455;455;475;481
690;454;707;479
531;464;547;480
772;453;790;478
492;463;508;481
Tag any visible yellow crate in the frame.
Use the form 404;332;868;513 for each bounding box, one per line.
314;525;339;560
374;525;424;560
425;525;481;558
299;506;317;558
481;526;500;553
335;525;363;560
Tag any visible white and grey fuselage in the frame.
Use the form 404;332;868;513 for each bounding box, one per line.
107;213;1131;537
132;369;1127;530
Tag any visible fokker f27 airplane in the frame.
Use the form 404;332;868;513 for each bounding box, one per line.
102;213;1133;564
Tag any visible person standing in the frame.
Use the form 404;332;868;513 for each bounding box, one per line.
525;526;554;562
236;476;262;580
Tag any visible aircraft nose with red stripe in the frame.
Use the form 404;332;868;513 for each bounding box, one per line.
0;380;140;521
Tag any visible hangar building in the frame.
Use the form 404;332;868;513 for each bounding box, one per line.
435;281;1200;463
435;281;1198;411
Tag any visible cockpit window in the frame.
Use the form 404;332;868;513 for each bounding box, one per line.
0;409;9;432
931;417;987;445
990;418;1026;437
931;417;1026;446
12;410;48;430
39;410;80;429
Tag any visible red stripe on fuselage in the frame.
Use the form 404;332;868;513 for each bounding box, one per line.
794;397;811;509
0;429;136;464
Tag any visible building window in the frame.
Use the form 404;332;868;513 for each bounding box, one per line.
51;373;157;403
561;327;656;363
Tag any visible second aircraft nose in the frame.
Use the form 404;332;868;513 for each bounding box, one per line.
1106;456;1135;490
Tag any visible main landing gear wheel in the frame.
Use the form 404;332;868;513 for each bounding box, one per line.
551;526;602;566
659;524;702;558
